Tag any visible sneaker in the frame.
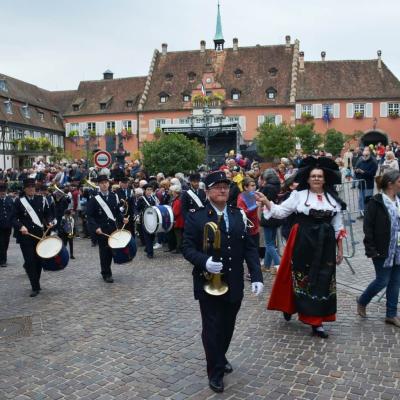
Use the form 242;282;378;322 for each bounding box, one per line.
153;243;162;250
385;317;400;327
356;296;367;318
270;265;279;275
261;266;269;273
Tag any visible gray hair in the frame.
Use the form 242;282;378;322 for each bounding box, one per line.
262;168;278;181
378;169;400;191
170;184;181;193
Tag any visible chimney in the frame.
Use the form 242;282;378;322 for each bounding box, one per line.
285;35;291;48
377;50;382;70
103;69;113;80
299;51;305;71
161;43;168;56
233;38;238;51
321;51;326;61
200;40;206;53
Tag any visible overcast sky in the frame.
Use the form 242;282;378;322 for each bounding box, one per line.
1;0;399;91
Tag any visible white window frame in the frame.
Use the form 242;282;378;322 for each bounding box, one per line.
183;95;190;102
70;123;79;133
156;119;166;128
0;80;7;92
301;104;312;116
22;105;30;119
106;121;115;130
122;120;132;129
228;116;239;123
160;96;168;103
354;103;365;116
388;103;400;115
179;118;190;125
4;100;12;114
38;111;44;121
87;122;96;132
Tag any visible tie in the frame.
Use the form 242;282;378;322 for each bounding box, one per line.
125;189;128;198
218;213;227;233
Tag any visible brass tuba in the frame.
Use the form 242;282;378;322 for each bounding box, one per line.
203;219;229;296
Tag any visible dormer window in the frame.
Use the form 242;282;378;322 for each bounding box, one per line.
234;69;243;78
188;72;196;82
269;67;278;77
99;96;112;110
22;104;30;118
100;103;107;110
126;100;133;107
182;93;191;102
165;73;173;81
72;98;85;112
231;88;241;101
159;92;169;103
266;87;277;100
73;104;79;111
4;100;12;114
38;111;44;121
52;115;58;124
0;80;7;92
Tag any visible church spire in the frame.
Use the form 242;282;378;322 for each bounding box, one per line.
213;1;225;51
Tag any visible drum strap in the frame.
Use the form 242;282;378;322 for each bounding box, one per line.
95;195;116;221
142;196;151;207
187;189;204;208
21;197;43;228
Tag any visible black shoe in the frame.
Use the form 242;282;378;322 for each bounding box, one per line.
104;276;114;283
312;326;329;339
146;254;154;259
283;312;292;321
91;243;97;247
224;362;233;374
70;256;76;259
0;264;7;268
172;249;181;254
209;377;224;393
30;290;39;297
163;248;173;252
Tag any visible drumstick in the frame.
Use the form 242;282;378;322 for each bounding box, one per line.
121;215;130;231
43;226;51;238
98;232;117;240
26;232;43;241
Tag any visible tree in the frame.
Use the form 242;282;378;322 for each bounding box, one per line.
324;129;345;156
256;122;296;160
293;123;322;155
141;133;205;175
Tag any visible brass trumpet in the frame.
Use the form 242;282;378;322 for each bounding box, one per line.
84;179;99;190
203;219;229;296
50;184;69;198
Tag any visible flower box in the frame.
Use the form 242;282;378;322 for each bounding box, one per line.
389;112;399;119
354;112;364;119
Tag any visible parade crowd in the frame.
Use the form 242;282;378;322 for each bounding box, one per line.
2;141;400;393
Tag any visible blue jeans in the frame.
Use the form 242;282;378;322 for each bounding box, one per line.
358;186;373;212
359;258;400;318
263;227;280;268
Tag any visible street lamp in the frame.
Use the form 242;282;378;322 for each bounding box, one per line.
83;128;90;168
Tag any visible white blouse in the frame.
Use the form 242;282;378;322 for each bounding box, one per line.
263;190;344;238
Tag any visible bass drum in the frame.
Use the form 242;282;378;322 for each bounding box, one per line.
42;245;70;271
112;237;137;264
143;205;174;234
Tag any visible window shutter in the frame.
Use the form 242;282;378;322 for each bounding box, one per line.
346;103;354;118
132;120;137;134
65;123;71;134
380;102;388;117
173;118;179;125
79;122;87;136
239;116;246;131
365;103;373;118
295;104;302;119
275;115;283;125
257;115;265;127
149;119;156;134
333;103;340;118
313;104;323;119
115;120;122;134
97;122;105;135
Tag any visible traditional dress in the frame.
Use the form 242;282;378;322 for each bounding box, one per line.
265;189;346;326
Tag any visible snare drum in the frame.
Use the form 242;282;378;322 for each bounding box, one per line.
42;245;69;271
108;229;132;249
143;205;174;234
112;237;137;264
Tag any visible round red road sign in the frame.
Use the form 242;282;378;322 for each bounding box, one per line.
94;151;112;168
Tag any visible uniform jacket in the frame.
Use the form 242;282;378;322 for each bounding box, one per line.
116;188;136;222
12;195;52;240
181;188;207;221
86;192;123;235
0;195;15;229
183;203;263;303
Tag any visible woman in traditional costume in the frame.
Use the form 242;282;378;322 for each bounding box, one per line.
255;157;346;338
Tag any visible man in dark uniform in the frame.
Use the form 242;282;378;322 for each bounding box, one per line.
0;182;15;268
86;175;129;283
116;177;136;235
183;171;264;393
181;172;207;221
12;178;53;297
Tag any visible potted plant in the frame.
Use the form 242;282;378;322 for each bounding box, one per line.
354;111;364;119
68;130;79;138
301;112;314;122
105;128;115;136
89;129;96;138
389;111;399;119
38;137;52;151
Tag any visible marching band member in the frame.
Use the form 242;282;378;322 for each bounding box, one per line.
59;209;75;259
181;173;207;221
183;171;264;393
86;175;129;283
136;184;157;258
116;176;136;236
0;182;15;268
12;178;53;297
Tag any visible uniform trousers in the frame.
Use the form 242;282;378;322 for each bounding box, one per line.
143;230;155;256
199;297;241;380
97;235;113;278
0;227;12;264
19;237;42;291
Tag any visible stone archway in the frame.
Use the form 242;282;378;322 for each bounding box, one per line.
360;130;389;147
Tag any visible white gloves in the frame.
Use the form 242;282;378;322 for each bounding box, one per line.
251;282;264;296
205;257;223;274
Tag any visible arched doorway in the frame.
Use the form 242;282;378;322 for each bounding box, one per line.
360;130;389;147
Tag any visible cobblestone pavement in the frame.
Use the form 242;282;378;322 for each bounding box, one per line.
1;234;400;400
